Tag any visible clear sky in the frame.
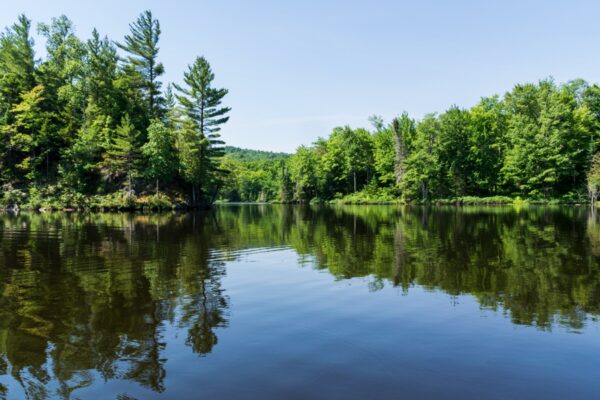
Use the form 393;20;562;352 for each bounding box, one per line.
1;0;599;152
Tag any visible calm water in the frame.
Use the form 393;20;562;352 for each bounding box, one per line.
1;205;600;400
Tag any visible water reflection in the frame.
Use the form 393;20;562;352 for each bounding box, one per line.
0;206;599;399
0;213;229;399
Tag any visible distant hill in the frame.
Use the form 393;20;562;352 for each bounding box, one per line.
222;146;290;161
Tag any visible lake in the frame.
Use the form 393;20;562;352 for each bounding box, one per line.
0;205;599;399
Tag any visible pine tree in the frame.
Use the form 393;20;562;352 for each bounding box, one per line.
117;10;164;120
0;15;36;116
163;84;179;129
103;114;141;196
85;29;120;121
174;56;230;203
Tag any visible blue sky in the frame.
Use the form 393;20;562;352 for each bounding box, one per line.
1;0;599;152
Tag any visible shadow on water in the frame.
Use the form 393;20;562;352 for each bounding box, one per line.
0;205;599;398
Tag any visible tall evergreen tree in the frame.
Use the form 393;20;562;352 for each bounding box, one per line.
85;29;120;121
174;56;230;203
0;14;36;118
117;10;164;120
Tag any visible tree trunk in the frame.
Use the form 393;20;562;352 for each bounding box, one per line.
353;170;357;193
128;171;132;198
156;179;159;195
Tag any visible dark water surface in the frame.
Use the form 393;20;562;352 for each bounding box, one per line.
1;205;599;399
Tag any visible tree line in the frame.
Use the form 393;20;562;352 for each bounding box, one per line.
220;79;600;204
0;10;230;209
3;10;600;207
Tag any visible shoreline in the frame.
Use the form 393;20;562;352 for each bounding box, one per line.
2;196;595;213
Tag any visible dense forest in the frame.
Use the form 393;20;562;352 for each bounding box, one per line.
219;147;290;202
0;11;230;210
3;12;600;208
220;79;600;204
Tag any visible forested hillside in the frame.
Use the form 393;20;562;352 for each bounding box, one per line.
0;11;230;209
218;79;600;204
222;146;289;161
218;147;289;202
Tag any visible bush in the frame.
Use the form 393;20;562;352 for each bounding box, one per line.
333;186;399;204
136;193;175;210
0;185;27;208
89;192;136;210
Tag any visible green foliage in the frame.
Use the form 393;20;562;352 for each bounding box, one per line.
281;79;599;204
142;120;177;194
102;114;141;195
500;80;588;196
289;145;321;202
136;193;176;210
222;146;289;161
217;147;291;202
588;152;600;202
0;185;26;207
467;96;506;195
0;11;230;209
174;56;230;203
0;14;36;117
401;114;440;201
391;112;416;187
117;10;164;119
0;12;598;209
371;127;395;186
333;185;398;204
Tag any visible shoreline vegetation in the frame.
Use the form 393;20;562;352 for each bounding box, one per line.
2;11;600;211
2;194;591;213
1;188;594;212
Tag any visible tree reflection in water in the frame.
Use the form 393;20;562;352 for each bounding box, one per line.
0;205;599;398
